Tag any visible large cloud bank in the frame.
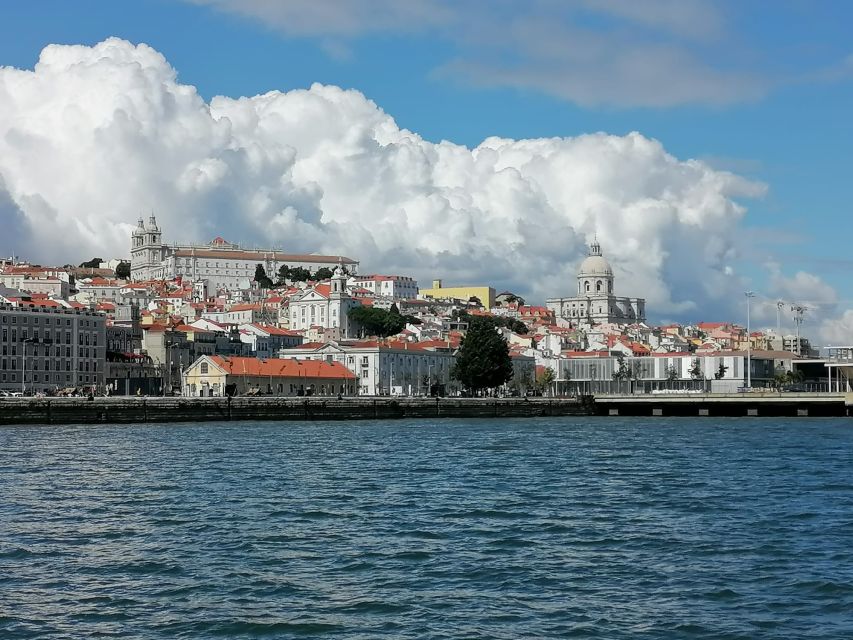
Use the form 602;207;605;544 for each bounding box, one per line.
0;38;773;321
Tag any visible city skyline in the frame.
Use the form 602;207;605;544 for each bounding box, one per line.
1;2;852;342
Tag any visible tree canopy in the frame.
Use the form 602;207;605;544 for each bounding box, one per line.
689;358;703;380
348;304;420;338
314;267;334;280
453;310;528;335
289;266;312;283
115;261;131;279
535;367;556;394
79;257;103;268
254;263;274;289
451;316;513;393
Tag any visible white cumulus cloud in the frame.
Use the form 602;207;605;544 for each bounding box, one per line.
0;37;776;322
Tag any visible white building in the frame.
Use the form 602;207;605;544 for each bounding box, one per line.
288;267;362;339
547;240;645;326
73;277;123;304
130;216;358;289
279;339;457;396
0;273;70;299
347;274;418;300
549;352;793;394
238;323;303;358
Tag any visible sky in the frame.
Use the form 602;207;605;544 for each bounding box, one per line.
1;0;852;343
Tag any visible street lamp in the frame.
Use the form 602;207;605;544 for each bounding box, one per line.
21;337;34;395
21;337;52;395
745;292;755;388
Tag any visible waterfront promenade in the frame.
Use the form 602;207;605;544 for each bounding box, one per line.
1;392;851;425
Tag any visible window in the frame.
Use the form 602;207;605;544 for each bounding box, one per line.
200;362;209;374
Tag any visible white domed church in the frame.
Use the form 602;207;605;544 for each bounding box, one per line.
546;240;645;326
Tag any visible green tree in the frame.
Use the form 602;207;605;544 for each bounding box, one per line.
314;267;334;280
79;257;103;268
714;362;729;380
612;353;632;381
535;367;556;395
689;358;703;381
664;364;679;382
348;306;418;338
289;266;312;282
454;311;528;335
276;265;290;285
451;317;513;394
115;261;131;279
253;263;273;289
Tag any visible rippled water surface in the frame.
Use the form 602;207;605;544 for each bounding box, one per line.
2;417;853;639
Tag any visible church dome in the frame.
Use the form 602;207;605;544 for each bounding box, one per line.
578;240;613;276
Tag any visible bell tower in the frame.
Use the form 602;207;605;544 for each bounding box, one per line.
130;216;146;281
330;259;347;298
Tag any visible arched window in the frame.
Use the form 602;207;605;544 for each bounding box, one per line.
585;282;590;292
596;280;602;292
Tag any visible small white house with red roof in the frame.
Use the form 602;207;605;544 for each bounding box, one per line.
238;323;304;358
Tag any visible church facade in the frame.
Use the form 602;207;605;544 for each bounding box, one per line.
546;241;645;326
288;265;362;339
129;216;358;290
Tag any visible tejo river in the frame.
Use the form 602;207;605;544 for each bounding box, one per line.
2;418;851;639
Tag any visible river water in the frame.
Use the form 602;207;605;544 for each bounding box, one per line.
1;418;852;639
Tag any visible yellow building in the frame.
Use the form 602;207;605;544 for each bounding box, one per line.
419;279;495;308
182;355;356;397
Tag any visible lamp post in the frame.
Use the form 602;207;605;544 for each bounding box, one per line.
22;337;51;395
22;337;33;395
745;292;755;388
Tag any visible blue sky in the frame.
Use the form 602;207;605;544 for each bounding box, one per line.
1;1;852;329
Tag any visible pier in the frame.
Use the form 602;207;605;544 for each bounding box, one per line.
2;392;852;425
593;391;853;417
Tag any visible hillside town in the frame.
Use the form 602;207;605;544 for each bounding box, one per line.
1;216;848;398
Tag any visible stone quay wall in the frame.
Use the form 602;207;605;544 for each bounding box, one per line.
0;396;594;426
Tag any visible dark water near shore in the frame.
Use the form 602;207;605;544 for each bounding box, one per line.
1;418;852;639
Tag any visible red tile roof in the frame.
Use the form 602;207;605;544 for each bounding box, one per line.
250;324;301;337
228;303;261;312
209;356;355;379
173;248;357;264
